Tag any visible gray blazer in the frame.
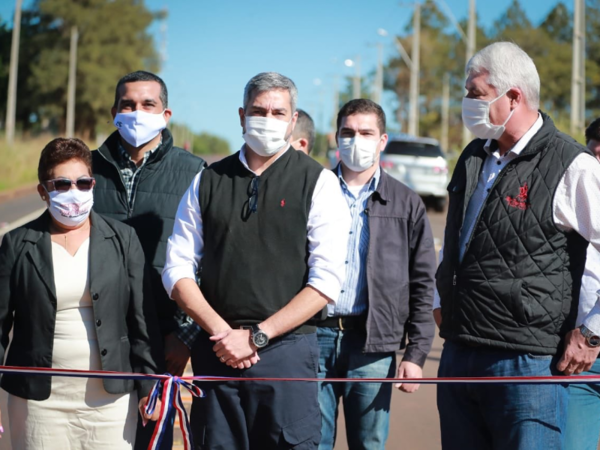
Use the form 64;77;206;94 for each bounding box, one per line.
0;210;163;400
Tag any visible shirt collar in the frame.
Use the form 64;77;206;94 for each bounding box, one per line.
337;164;380;193
118;138;162;164
484;113;543;156
239;144;290;175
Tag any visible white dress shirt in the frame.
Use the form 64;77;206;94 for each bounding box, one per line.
434;115;600;334
162;147;351;304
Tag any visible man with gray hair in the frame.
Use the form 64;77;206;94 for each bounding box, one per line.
433;42;600;449
291;108;316;154
162;72;350;449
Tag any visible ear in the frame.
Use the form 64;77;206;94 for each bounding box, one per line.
37;184;49;203
239;107;246;131
111;107;117;120
376;133;389;159
163;108;173;125
507;88;522;108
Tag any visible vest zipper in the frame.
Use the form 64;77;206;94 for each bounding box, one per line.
97;148;133;217
451;154;525;323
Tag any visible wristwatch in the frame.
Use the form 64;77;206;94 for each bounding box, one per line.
243;324;269;348
579;324;600;348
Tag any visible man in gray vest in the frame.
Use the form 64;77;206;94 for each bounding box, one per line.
434;42;600;450
162;72;350;449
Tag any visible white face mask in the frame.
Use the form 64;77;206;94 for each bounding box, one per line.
243;116;291;157
45;188;94;227
114;110;167;148
462;90;516;140
338;136;380;172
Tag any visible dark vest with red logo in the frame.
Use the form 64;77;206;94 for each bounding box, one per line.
437;114;589;354
198;147;323;331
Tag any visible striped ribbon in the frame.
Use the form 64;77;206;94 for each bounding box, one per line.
3;364;600;448
144;376;204;450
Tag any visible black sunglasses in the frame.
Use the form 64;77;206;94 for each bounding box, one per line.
242;176;260;220
45;177;96;192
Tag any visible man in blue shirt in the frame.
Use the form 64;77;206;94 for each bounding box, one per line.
317;99;436;450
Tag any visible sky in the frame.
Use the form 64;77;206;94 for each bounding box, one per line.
1;0;571;150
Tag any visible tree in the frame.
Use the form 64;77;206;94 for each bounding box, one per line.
9;0;162;139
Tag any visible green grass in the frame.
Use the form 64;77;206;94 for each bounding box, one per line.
0;136;52;192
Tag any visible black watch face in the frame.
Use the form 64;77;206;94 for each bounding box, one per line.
253;331;269;348
590;335;600;347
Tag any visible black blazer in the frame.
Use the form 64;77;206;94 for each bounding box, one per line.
0;210;163;400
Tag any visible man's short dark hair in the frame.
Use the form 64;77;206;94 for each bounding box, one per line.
292;109;316;154
585;118;600;144
336;99;386;135
113;70;168;109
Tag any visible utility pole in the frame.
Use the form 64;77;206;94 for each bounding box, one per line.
352;55;361;99
408;2;421;136
5;0;23;145
571;0;585;135
331;75;339;135
463;0;476;147
66;26;79;138
441;73;450;152
373;43;384;104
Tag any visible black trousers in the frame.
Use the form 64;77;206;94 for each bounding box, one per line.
191;331;321;450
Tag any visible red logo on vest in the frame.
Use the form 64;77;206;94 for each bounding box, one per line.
506;183;529;210
280;199;286;207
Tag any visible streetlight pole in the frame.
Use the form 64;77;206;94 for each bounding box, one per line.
353;55;361;99
66;26;79;138
463;0;476;147
5;0;23;146
373;43;384;104
571;0;585;135
409;2;421;136
441;73;450;151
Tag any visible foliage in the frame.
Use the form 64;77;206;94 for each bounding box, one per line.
170;122;230;156
381;0;600;151
0;0;161;139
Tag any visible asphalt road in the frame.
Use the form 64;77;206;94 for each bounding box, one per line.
0;184;448;450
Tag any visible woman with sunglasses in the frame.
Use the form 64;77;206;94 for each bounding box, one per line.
0;138;162;449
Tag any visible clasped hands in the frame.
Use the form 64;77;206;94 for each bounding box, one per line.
211;329;260;369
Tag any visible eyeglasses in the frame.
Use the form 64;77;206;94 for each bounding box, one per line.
45;177;96;192
242;176;260;221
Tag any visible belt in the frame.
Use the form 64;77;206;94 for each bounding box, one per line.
318;315;367;332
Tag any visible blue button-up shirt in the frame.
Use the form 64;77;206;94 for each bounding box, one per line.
330;166;380;317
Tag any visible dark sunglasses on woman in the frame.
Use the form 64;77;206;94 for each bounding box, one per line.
44;177;96;192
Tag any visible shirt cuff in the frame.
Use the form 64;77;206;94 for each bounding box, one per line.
307;271;341;305
583;298;600;336
175;322;202;349
433;289;441;310
161;267;197;299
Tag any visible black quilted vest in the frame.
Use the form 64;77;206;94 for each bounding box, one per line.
199;147;323;331
92;129;206;335
437;114;589;354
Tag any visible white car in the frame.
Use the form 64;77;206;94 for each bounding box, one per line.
380;135;449;211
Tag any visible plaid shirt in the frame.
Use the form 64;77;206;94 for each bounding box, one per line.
117;138;200;348
175;310;201;349
116;140;161;208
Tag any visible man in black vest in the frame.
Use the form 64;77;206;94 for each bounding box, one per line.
316;99;436;449
92;71;206;449
434;42;600;450
162;72;350;449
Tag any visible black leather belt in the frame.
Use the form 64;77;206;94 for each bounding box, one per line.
318;315;367;332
